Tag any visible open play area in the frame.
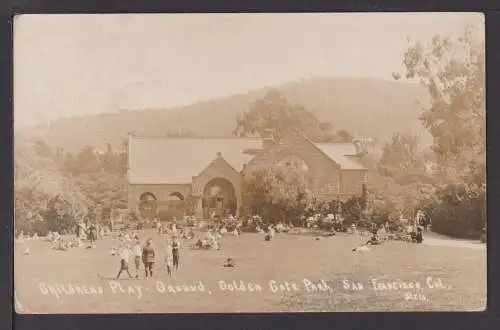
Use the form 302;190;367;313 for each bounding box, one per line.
14;226;486;313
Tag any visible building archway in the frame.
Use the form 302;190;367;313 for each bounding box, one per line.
202;177;237;219
157;192;186;221
168;192;185;201
139;192;157;220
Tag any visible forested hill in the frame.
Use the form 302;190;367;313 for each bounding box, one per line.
15;77;431;152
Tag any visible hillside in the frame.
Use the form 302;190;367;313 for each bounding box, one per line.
15;77;431;152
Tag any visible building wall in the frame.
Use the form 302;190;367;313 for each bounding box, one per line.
245;129;342;202
128;183;192;211
340;170;368;200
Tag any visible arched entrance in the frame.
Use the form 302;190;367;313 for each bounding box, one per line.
138;192;157;220
202;177;237;219
169;192;185;201
159;192;186;221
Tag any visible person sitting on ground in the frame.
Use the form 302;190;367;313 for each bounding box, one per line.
366;233;381;245
352;245;370;252
195;238;204;249
223;258;236;267
265;229;274;241
413;227;423;244
58;239;69;251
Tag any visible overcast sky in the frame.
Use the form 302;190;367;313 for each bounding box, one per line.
14;13;483;129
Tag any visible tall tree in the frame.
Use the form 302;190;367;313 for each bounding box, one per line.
234;90;336;141
398;26;485;180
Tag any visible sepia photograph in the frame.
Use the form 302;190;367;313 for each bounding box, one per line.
13;13;486;313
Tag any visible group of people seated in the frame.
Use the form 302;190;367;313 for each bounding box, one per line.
16;231;40;242
179;227;195;240
194;229;222;250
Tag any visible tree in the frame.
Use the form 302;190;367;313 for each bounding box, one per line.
243;162;312;225
378;132;427;184
337;129;355;142
75;146;100;173
234;90;335;142
395;26;486;238
398;26;485;179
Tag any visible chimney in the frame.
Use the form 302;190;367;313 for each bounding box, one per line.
216;152;222;157
353;139;363;155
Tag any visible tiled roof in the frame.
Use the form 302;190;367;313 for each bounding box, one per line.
314;143;367;170
128;135;366;184
128;136;263;184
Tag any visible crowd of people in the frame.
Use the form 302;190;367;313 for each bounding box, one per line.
17;208;434;278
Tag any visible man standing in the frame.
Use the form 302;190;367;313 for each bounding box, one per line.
142;238;156;279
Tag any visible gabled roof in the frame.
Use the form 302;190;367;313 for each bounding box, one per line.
128;136;263;184
314;143;367;170
128;132;367;185
289;129;367;170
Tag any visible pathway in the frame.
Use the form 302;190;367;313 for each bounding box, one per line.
422;231;485;250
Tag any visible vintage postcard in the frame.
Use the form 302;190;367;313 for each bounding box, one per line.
14;13;486;313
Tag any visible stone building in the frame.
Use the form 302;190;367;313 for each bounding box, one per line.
127;129;368;220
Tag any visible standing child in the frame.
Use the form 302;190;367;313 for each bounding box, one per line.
171;236;181;270
116;244;133;279
142;238;156;279
156;218;162;234
165;241;173;276
132;239;142;279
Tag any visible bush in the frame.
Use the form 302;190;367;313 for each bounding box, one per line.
421;182;485;239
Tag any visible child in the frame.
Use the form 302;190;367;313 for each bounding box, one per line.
171;236;181;270
132;239;142;279
223;258;236;267
142;238;156;279
116;244;133;279
165;242;173;276
156;218;162;234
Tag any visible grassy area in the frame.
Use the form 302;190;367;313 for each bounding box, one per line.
14;229;486;313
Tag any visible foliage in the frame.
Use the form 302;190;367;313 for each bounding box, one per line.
378;133;428;184
342;196;367;225
14;137;128;234
243;163;312;225
394;26;486;238
234;90;351;142
399;26;485;178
